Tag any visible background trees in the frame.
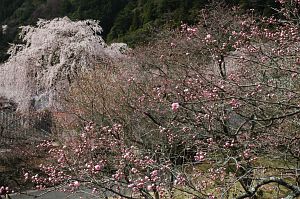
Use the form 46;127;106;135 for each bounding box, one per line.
0;0;282;62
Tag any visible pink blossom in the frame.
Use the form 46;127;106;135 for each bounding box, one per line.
24;172;29;180
151;170;158;177
131;168;138;174
147;185;153;191
194;152;206;162
243;149;251;159
171;102;180;111
206;34;212;39
174;174;186;185
92;188;97;193
0;186;9;195
94;164;101;171
137;182;144;188
73;181;80;187
128;184;135;188
57;156;65;163
229;98;240;109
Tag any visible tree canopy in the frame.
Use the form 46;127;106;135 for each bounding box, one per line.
0;0;281;62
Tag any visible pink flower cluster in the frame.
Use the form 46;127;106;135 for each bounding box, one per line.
0;186;10;195
171;102;180;111
194;151;206;162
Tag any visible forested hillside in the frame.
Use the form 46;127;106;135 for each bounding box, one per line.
0;0;279;62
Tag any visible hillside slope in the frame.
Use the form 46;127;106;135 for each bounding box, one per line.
0;0;279;62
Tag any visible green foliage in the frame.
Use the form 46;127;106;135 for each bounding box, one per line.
0;0;282;62
59;0;74;16
0;0;25;22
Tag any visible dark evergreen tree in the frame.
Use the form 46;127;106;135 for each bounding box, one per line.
0;0;284;61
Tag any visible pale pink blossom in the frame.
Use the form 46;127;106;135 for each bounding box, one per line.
194;152;206;162
206;34;212;39
171;102;180;111
131;168;138;174
73;181;80;187
147;185;153;191
24;173;29;180
94;164;101;171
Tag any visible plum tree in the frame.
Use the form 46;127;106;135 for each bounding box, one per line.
21;1;300;199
